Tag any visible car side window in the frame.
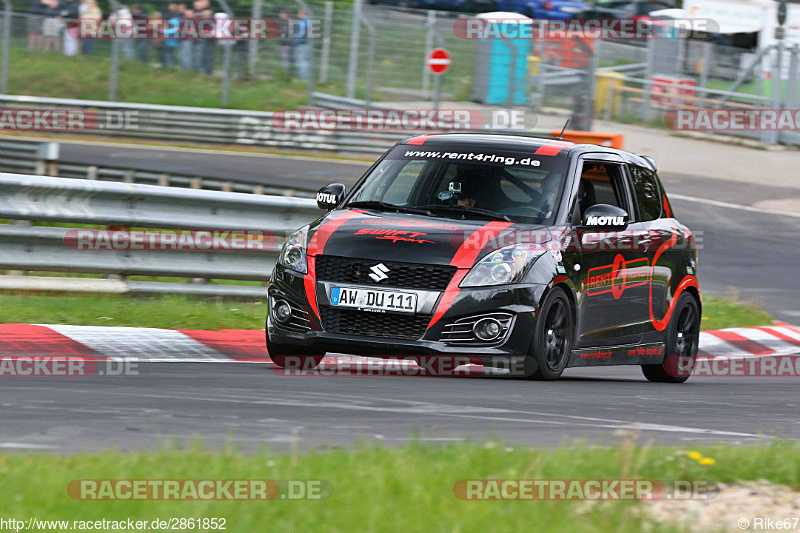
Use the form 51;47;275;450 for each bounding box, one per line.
575;162;630;220
629;165;662;222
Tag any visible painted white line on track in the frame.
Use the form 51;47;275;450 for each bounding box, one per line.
0;442;55;449
670;193;800;218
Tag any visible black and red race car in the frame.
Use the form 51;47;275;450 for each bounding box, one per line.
266;133;701;382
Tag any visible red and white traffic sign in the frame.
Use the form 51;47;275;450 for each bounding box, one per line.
427;48;451;75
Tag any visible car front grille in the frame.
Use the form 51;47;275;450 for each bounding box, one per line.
319;307;430;340
314;255;456;291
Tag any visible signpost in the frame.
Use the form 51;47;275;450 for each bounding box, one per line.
427;48;451;111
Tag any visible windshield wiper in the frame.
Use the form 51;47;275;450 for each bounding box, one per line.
346;201;433;217
420;204;512;222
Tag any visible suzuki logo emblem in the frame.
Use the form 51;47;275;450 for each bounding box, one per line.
368;263;390;282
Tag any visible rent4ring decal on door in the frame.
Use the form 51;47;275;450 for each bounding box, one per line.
585;254;650;299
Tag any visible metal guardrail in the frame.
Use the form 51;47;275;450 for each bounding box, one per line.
0;172;321;296
0;94;415;156
0;139;317;197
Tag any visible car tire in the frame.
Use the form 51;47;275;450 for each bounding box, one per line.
266;335;324;369
525;287;574;381
642;292;700;383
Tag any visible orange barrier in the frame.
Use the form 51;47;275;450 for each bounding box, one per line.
549;130;624;149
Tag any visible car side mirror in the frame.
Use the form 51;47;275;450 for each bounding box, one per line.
580;204;629;230
316;183;345;211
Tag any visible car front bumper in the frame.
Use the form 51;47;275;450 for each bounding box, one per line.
266;264;547;364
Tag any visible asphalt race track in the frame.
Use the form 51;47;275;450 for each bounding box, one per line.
1;363;798;453
1;142;798;453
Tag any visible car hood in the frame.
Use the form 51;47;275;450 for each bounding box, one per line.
307;208;552;267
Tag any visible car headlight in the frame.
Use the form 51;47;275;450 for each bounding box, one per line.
460;244;546;287
278;225;309;274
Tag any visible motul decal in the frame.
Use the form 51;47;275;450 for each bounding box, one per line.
354;228;435;244
585;255;650;299
585;215;625;226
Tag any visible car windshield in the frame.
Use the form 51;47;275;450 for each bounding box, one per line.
344;144;571;225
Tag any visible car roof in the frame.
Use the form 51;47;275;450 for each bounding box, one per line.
398;133;656;171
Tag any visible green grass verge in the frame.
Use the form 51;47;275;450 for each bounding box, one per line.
700;296;774;331
6;48;335;111
0;292;775;331
0;293;265;330
1;441;798;532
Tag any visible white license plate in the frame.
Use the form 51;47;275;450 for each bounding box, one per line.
330;287;417;314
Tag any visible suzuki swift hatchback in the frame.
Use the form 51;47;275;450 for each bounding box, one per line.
267;133;701;382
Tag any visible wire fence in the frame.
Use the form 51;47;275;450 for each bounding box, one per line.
2;1;800;145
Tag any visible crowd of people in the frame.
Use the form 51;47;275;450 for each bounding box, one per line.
24;2;312;80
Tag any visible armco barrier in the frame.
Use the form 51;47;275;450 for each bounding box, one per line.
0;139;317;198
0;172;321;295
0;94;421;155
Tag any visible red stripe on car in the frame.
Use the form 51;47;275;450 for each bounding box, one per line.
428;221;513;328
304;209;364;319
406;134;438;145
533;141;573;156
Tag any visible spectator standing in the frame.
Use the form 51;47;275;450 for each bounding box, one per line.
292;8;310;81
131;4;149;63
198;8;214;74
190;0;209;72
41;0;63;52
60;0;80;56
148;11;164;66
161;9;180;67
278;8;292;75
109;3;135;60
27;0;44;51
78;0;100;55
179;8;194;70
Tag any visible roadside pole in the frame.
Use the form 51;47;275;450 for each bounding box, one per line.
770;0;787;145
319;1;332;83
109;41;119;101
422;10;435;99
221;42;232;106
427;48;450;111
248;0;261;77
108;0;121;101
346;0;362;99
1;0;11;94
